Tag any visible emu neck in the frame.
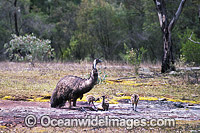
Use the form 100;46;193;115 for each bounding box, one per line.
81;69;98;94
102;97;105;104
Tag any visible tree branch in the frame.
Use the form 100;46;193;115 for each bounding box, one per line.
153;0;163;27
153;0;168;31
168;0;187;31
188;32;200;44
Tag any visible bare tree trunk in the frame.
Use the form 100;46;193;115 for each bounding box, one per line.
153;0;186;73
14;0;19;36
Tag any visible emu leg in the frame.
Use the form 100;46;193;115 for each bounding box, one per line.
134;103;138;111
134;104;136;111
73;99;77;106
132;103;134;110
68;99;71;108
135;101;138;111
92;101;96;109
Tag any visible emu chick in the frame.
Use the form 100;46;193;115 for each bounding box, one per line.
102;96;109;111
86;95;99;105
131;94;139;111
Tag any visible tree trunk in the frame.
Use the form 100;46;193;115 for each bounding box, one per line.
153;0;186;73
161;30;175;73
14;0;19;36
198;5;200;23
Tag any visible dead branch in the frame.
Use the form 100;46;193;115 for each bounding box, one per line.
188;32;200;44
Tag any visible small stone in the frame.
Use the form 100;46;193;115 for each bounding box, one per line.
169;71;177;75
158;98;167;101
191;94;198;97
188;103;194;106
174;103;184;108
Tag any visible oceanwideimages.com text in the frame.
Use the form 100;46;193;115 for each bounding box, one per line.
25;114;176;129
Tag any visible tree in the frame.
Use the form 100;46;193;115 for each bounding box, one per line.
75;0;125;60
1;0;199;62
14;0;19;36
153;0;187;73
48;1;78;61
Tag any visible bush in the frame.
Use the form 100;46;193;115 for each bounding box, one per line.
120;43;147;74
179;29;200;65
4;34;54;62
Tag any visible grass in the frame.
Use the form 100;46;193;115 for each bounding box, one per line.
0;61;199;103
0;61;200;132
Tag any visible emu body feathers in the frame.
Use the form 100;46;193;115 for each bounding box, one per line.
50;59;101;108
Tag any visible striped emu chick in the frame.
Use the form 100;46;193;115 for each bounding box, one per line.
86;95;99;106
131;94;139;111
102;96;109;111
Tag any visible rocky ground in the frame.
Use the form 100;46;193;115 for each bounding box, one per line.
0;99;199;128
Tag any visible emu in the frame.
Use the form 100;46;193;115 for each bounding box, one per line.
131;94;139;111
50;59;102;108
102;96;109;111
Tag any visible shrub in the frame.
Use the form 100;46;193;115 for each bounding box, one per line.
179;29;200;65
120;43;147;74
4;34;54;62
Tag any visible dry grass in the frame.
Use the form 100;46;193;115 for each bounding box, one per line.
0;61;199;103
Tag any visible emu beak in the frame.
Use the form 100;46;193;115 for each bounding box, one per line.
99;59;103;63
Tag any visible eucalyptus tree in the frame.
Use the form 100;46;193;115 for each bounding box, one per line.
153;0;187;73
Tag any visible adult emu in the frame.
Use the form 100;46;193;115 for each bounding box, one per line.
50;59;102;108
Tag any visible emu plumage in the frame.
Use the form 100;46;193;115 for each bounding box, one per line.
50;59;102;108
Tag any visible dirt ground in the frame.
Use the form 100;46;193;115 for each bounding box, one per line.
0;98;199;130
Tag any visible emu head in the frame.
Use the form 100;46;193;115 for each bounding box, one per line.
93;58;102;69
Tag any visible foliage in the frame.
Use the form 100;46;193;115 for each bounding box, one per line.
122;43;147;65
98;69;108;84
75;0;126;60
179;29;200;65
127;47;147;66
4;34;54;62
0;0;199;63
121;43;147;74
63;36;79;60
